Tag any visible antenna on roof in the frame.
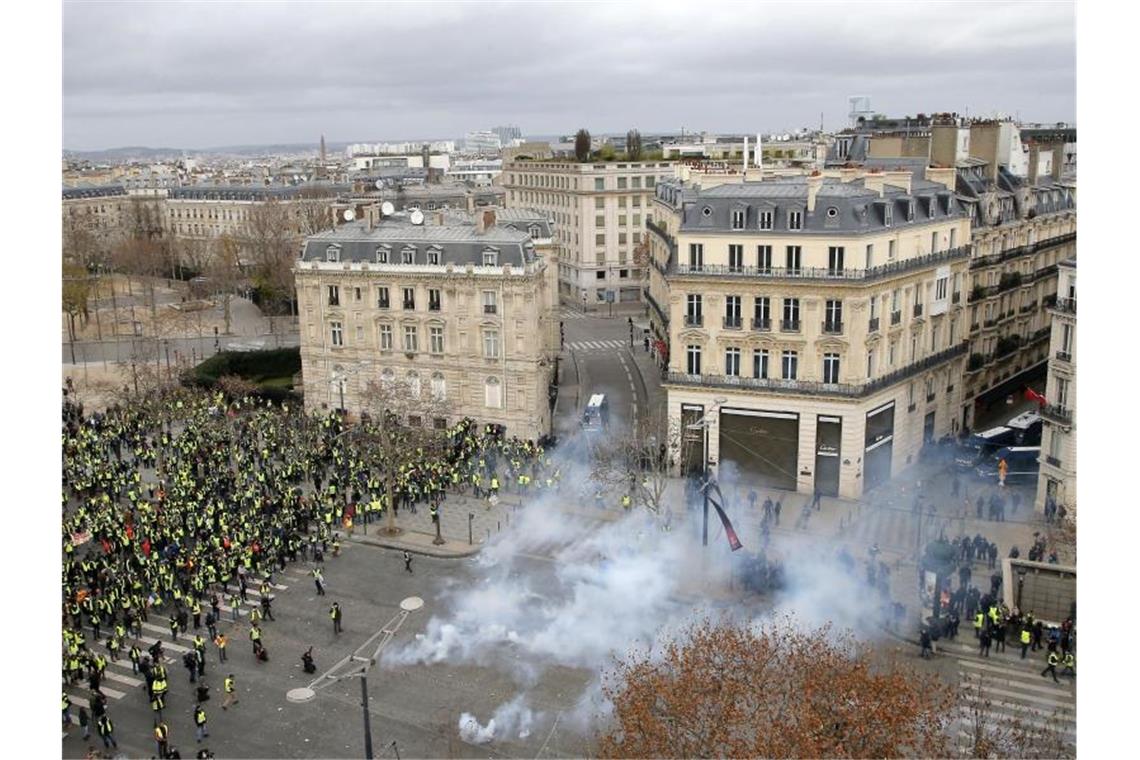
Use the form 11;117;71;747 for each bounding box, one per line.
409;209;425;225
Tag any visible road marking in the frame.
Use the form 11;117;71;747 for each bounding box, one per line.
68;683;127;700
101;669;144;687
958;681;1074;709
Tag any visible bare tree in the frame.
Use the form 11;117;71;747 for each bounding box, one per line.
626;129;643;161
208;233;246;335
357;376;454;536
294;190;336;236
588;405;680;520
246;199;302;315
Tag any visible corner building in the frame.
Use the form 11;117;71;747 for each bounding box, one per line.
648;170;971;498
295;207;559;441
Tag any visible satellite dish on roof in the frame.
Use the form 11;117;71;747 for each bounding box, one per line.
343;209;356;221
375;180;384;190
409;209;425;226
381;201;395;216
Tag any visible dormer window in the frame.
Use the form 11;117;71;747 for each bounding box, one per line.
884;205;893;227
907;200;915;221
482;247;499;267
401;247;416;264
427;246;441;266
758;210;773;230
788;210;802;230
528;224;541;237
731;209;746;230
376;246;390;264
928;198;937;218
325;246;340;263
825;207;839;219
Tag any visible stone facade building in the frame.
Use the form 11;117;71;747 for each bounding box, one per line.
294;206;559;441
502;160;679;305
647;170;972;498
1036;258;1076;512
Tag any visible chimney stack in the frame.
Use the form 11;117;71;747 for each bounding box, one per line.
806;171;823;213
475;208;497;234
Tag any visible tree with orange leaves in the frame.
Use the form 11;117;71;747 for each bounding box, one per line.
597;616;952;759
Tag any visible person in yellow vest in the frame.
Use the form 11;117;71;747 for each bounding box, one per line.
194;703;209;742
1041;650;1060;683
154;719;169;758
1061;652;1075;677
1020;627;1032;659
223;674;239;710
973;611;984;638
215;632;228;662
621;494;631;509
998;458;1008;487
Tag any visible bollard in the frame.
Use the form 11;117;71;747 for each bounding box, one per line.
486;528;491;542
497;521;501;533
506;513;509;526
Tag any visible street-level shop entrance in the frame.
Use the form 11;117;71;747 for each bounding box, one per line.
718;409;799;492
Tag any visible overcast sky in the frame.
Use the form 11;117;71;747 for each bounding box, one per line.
62;0;1076;151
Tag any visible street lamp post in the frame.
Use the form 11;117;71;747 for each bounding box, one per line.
287;597;424;760
468;513;474;545
1016;568;1027;611
685;398;727;547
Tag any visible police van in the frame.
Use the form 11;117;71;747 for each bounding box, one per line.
976;446;1041;484
582;394;609;432
955;426;1018;471
1005;411;1043;446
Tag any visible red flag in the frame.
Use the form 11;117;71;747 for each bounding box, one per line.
710;501;744;551
1024;387;1047;405
142;538;151;557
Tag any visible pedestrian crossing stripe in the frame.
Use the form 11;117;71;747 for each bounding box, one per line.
68;683;127;701
567;339;626;351
955;702;1075;726
958;680;1073;709
100;669;144;688
957;661;1074;696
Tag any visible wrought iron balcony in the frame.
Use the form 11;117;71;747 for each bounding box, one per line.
684;313;704;327
868;317;880;332
821;320;844;335
1053;297;1077;315
751;317;771;331
723;315;743;330
663;344;967;399
1055;350;1072;363
483;304;497;314
913;303;924;318
1045;455;1062;468
951;292;961;304
1040;403;1073;425
403;300;416;310
666;245;972;283
780;319;801;333
890;310;901;326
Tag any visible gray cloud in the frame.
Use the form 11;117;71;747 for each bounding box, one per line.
63;0;1075;150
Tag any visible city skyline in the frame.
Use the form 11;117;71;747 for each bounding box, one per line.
64;0;1075;151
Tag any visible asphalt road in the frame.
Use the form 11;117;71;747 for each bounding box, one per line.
64;541;595;759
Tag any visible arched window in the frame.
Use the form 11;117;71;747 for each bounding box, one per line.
431;372;446;401
484;376;501;409
380;368;395;391
407;371;421;399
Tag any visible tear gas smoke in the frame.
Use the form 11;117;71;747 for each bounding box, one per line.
458;694;537;745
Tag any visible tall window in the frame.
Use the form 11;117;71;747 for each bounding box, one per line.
931;230;939;254
379;324;392;350
781;350;798;380
402;247;415;264
753;349;769;379
482;291;498;314
330;321;343;347
865;243;874;268
403;325;418;353
731;209;745;230
689;243;704;268
428;288;442;311
484;376;502;408
482;249;498;267
788;210;802;230
753;296;770;329
1061;322;1073;353
828;246;845;274
430;372;446;401
429;326;444;354
725;347;741;376
377;286;390;309
824;299;842;331
867;350;875;378
888;239;897;260
427;248;440;266
686;345;702;375
782;298;800;329
757;245;772;272
785;246;802;273
823;353;840;384
724;296;741;328
402;287;415;310
1056;377;1069;408
728;244;743;272
328;285;340;306
758;210;773;230
407;371;421;398
686;294;703;324
483;329;500;358
889;341;897;366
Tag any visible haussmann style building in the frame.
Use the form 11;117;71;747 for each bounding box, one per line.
294;205;559;441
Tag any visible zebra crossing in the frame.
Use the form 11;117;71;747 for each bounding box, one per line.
566;339;627;353
63;547;358;739
937;637;1076;755
557;308;591;320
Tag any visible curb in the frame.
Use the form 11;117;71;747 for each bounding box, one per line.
344;529;483;559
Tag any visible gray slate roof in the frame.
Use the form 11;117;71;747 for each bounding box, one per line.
300;216;537;267
170;184;349;201
62;185;128;200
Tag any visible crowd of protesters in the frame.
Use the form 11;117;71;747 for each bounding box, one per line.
62;384;554;756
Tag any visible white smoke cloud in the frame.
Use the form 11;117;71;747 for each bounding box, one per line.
458;694;538;745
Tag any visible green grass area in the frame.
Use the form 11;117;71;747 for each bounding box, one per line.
184;347;300;402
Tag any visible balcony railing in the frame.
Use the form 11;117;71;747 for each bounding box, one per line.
913;303;924;318
1040;403;1073;425
684;314;704;327
868;317;880;332
645;289;669;326
377;300;390;310
667;245;971;283
1045;455;1062;468
428;301;441;312
752;317;772;331
821;320;843;335
483;304;497;314
890;310;901;326
663;343;967;399
1055;350;1072;363
780;319;801;333
951;292;961;304
969;232;1077;269
1020;302;1036;314
1053;297;1077;315
403;301;416;310
723;315;742;330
